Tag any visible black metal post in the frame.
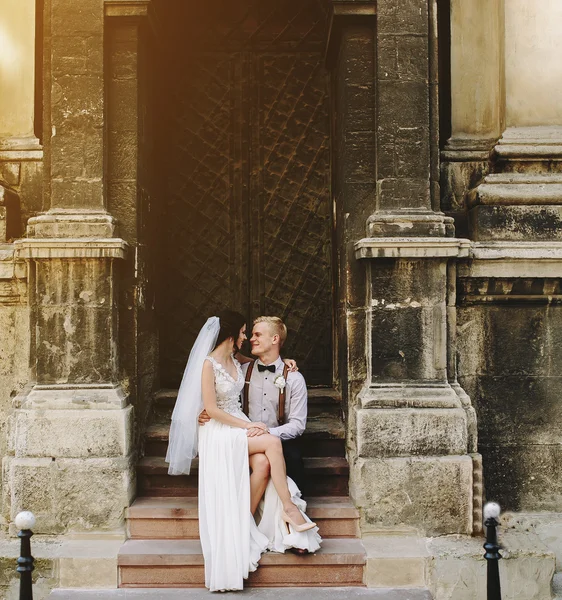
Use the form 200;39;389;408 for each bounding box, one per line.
17;527;34;600
484;509;502;600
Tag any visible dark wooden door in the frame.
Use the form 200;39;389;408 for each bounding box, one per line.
155;0;332;387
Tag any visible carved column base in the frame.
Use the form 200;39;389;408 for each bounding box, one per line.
5;238;133;534
350;236;476;535
367;210;455;238
26;211;118;239
468;127;562;241
4;385;134;534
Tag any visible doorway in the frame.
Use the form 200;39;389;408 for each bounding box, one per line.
153;0;333;387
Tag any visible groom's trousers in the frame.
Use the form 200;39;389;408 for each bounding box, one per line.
282;438;305;495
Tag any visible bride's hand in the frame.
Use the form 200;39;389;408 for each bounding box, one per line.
246;422;268;431
246;427;266;437
283;358;298;372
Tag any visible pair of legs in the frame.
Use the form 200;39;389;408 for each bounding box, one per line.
247;434;307;526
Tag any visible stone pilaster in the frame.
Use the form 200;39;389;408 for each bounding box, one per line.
328;0;477;535
105;0;158;450
370;0;451;237
6;238;134;534
327;1;377;408
1;0;155;534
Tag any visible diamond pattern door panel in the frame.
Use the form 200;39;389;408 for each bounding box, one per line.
156;0;332;386
158;53;246;386
255;53;332;385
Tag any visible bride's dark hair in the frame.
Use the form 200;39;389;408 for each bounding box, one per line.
214;309;246;353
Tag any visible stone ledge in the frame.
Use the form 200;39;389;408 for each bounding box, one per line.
441;136;497;162
364;530;555;599
0;535;123;597
14;385;129;410
427;531;554;600
459;242;562;278
15;238;128;260
496;144;562;159
355;237;471;260
26;212;119;239
104;0;150;18
469;182;562;206
358;384;462;409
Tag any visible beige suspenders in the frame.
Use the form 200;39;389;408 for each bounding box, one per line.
243;361;290;425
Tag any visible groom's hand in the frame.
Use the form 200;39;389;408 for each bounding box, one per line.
198;410;211;425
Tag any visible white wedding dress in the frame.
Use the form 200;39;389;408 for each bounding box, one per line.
198;355;321;592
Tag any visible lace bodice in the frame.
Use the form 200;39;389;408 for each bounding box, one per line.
206;356;244;415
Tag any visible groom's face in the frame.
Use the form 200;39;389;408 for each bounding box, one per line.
250;322;278;357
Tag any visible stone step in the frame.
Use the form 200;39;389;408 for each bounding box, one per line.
49;587;433;599
127;496;360;539
118;538;366;588
137;456;350;497
152;387;343;421
144;415;346;458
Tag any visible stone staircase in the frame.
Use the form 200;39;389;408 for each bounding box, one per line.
118;387;368;588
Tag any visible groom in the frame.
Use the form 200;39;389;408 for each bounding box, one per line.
243;316;307;501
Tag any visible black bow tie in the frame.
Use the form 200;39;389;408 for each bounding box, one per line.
257;363;276;373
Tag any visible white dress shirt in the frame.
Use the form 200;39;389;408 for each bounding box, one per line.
242;356;307;440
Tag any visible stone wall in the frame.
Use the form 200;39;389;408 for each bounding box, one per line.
458;289;562;511
0;250;28;530
441;0;562;514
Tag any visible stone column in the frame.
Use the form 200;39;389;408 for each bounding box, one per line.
2;0;153;534
0;0;38;145
441;0;505;234
329;0;477;535
0;0;42;238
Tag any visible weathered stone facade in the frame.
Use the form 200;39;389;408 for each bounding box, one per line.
1;0;562;597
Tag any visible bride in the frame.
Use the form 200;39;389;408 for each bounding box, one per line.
166;310;321;592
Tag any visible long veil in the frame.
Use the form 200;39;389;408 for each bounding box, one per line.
166;316;220;475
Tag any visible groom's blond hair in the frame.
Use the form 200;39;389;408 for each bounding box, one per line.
254;316;287;348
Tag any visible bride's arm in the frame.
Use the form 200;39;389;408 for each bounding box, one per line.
201;361;266;430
